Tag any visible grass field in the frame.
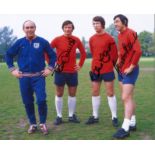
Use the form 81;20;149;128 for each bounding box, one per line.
0;57;155;140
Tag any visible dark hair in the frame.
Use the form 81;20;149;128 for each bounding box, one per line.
113;14;128;26
23;20;36;29
93;16;105;28
62;20;74;30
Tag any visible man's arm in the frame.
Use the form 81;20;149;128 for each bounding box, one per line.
42;40;56;76
5;40;23;78
5;40;20;71
110;38;118;66
76;39;87;71
129;32;142;66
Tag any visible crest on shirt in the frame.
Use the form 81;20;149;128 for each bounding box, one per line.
33;43;40;49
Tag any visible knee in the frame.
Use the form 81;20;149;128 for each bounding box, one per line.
56;88;64;97
107;91;114;97
56;92;63;97
121;95;131;103
37;100;46;106
92;89;100;96
22;96;34;105
69;94;76;97
24;102;33;108
69;91;76;97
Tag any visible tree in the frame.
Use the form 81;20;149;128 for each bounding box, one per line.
0;26;17;56
81;36;90;53
106;24;118;44
147;32;155;55
138;31;153;55
82;36;86;47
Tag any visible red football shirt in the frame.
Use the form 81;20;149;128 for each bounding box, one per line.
51;35;86;73
118;28;142;73
89;32;118;74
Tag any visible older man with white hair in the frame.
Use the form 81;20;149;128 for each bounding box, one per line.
6;20;56;135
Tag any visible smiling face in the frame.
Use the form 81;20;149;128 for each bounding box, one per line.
23;21;36;39
93;21;104;33
114;17;126;32
63;24;74;36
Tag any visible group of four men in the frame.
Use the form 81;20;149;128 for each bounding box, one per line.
6;14;142;139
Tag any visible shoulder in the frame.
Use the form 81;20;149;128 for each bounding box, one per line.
71;35;81;42
126;28;138;41
126;28;137;37
89;34;96;42
12;37;25;46
69;35;83;46
36;36;52;47
36;36;49;43
127;28;136;34
52;35;63;42
17;37;26;43
105;33;115;41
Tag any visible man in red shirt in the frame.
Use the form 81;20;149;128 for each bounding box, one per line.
51;20;86;125
85;16;119;127
113;14;142;139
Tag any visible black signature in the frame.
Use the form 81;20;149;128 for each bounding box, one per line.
93;43;114;76
55;37;76;72
118;32;138;71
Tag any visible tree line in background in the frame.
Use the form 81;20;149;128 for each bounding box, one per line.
0;25;155;62
83;24;155;58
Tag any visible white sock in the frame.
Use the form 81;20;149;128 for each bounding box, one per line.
55;96;63;117
122;118;130;132
92;96;101;119
68;96;76;117
107;95;117;119
130;115;136;127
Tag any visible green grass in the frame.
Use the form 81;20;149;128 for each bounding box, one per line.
139;57;155;68
0;57;155;140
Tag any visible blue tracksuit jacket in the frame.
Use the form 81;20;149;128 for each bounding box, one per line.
6;36;56;72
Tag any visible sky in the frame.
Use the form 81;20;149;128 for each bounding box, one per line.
0;14;154;42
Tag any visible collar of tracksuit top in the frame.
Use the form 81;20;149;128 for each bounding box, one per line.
6;36;56;73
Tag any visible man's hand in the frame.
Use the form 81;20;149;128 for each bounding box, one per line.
115;58;120;66
11;69;23;78
74;64;81;71
42;68;52;77
124;65;135;75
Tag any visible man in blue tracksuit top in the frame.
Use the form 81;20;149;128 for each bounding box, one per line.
5;20;56;135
